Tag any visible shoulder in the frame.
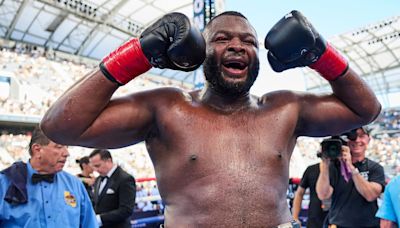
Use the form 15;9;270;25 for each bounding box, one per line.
307;163;320;172
58;171;82;184
116;167;134;180
257;90;314;111
0;172;9;188
388;175;400;187
124;87;193;110
127;87;188;102
366;158;384;169
259;90;300;103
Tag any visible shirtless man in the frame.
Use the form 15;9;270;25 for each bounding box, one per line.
40;11;381;227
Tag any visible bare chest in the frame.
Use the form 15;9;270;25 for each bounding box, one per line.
146;106;296;181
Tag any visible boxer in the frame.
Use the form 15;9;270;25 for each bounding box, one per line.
41;11;380;227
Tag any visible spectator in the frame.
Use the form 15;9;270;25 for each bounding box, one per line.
376;175;400;227
89;149;136;228
76;156;96;204
316;126;385;227
292;159;330;228
0;126;97;227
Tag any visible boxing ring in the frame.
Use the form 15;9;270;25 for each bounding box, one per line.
132;177;164;227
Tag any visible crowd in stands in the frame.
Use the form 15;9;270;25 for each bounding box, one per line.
0;46;191;117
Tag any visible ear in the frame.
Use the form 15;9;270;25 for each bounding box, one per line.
31;143;42;157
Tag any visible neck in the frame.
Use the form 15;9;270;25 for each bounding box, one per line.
30;158;51;174
82;170;91;177
200;86;254;112
352;154;366;163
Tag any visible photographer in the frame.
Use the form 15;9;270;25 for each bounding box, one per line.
316;127;385;228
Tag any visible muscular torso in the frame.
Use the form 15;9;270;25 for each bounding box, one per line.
143;89;300;227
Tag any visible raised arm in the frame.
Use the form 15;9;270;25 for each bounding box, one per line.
265;10;381;137
316;159;333;200
40;12;205;148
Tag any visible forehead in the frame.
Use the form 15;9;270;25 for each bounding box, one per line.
206;15;257;37
90;154;101;162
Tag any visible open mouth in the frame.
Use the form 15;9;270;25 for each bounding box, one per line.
222;59;248;77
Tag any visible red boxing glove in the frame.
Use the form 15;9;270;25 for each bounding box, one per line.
100;38;152;85
309;43;349;81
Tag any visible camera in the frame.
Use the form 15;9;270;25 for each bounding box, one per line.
318;136;346;159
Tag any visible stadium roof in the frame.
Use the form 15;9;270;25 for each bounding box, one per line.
0;0;200;84
0;0;399;100
302;15;400;100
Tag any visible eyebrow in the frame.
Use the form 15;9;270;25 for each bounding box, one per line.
213;30;256;39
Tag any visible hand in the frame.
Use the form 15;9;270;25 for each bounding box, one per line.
340;145;354;171
100;12;206;85
265;10;347;80
140;12;206;71
293;218;302;226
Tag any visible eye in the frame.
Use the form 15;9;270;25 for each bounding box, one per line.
244;39;257;46
215;36;228;42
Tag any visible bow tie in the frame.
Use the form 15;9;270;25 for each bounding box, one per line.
31;173;55;184
100;176;108;182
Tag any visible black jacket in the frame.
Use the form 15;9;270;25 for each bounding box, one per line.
94;166;136;228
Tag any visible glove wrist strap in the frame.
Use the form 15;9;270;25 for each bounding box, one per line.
310;43;348;81
100;38;152;85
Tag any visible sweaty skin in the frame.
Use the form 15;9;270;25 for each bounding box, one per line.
41;15;381;227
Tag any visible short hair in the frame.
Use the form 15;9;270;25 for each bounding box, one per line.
89;149;112;161
28;126;50;156
76;156;90;170
205;11;248;30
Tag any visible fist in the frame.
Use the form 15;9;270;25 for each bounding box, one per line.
140;12;206;71
264;10;326;72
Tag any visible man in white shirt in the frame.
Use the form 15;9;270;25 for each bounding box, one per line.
89;149;136;228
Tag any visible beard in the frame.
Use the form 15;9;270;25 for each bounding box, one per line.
203;54;259;96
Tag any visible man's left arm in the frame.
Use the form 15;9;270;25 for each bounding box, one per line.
99;174;136;225
351;168;383;202
265;10;381;137
349;157;385;202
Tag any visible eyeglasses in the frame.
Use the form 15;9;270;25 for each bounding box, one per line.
348;133;368;141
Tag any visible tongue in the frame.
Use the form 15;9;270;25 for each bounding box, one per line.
225;66;244;76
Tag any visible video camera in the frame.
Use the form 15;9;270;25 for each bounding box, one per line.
318;136;347;159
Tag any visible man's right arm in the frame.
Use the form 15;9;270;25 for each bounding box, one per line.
380;219;398;228
292;186;305;223
40;12;205;148
316;160;333;200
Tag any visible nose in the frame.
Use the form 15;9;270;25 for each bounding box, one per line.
227;37;245;53
62;146;70;157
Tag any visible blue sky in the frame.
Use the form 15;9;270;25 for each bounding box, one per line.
225;0;400;39
223;0;400;108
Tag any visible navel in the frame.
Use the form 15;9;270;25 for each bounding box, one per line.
190;154;198;161
277;152;283;159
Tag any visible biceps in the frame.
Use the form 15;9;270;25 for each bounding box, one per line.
298;94;360;136
79;99;155;148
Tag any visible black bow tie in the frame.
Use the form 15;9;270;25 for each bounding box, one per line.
32;173;55;184
100;176;108;182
